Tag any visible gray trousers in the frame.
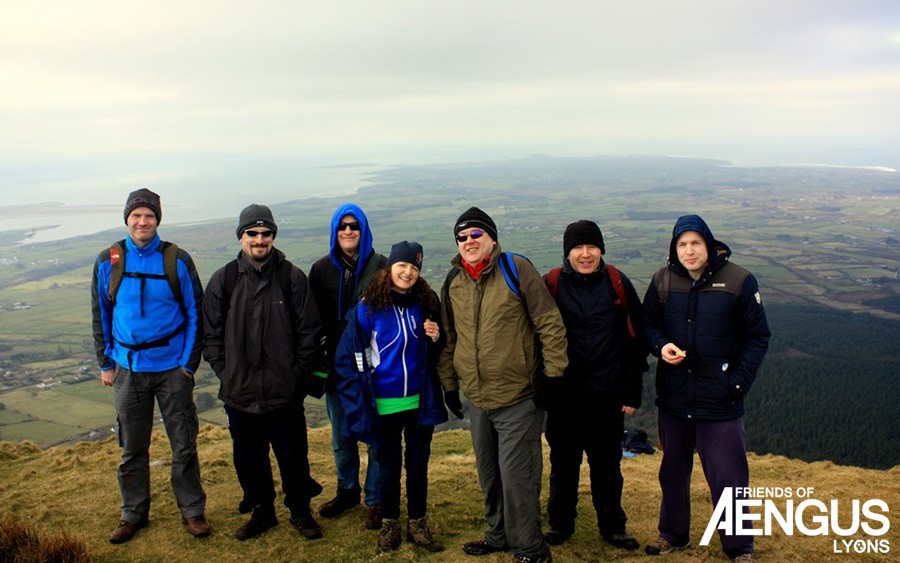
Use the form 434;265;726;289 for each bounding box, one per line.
113;367;206;523
469;398;549;558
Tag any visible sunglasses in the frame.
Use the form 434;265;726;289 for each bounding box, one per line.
456;229;485;243
245;230;274;239
337;222;361;232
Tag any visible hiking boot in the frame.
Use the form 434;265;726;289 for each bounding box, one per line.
462;539;509;556
603;531;639;550
365;504;383;530
544;528;573;546
235;505;278;541
318;488;360;518
290;508;323;540
407;516;444;552
182;514;211;538
645;536;689;555
109;518;148;544
733;554;756;563
377;518;401;552
515;552;553;563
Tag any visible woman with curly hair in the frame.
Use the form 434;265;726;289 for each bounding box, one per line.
334;241;449;553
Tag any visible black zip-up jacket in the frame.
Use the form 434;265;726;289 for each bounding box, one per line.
551;260;648;407
203;249;321;414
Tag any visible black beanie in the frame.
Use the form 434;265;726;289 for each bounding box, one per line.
563;220;605;256
124;188;162;224
454;206;498;242
388;241;424;270
236;204;278;239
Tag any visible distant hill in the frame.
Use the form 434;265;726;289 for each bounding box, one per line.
2;426;898;562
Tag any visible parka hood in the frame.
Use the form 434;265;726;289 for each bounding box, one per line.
667;214;731;276
328;202;374;276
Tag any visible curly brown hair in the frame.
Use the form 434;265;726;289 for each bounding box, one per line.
362;267;438;312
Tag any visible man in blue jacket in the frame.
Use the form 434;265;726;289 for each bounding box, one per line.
642;215;770;563
91;188;209;544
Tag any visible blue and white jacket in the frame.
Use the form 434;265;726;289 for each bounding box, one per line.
333;290;448;446
91;234;203;373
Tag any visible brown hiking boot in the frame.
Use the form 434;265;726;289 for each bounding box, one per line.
407;516;444;552
290;508;323;540
377;518;401;552
109;518;148;544
365;504;383;530
235;505;278;541
182;514;211;538
318;488;360;518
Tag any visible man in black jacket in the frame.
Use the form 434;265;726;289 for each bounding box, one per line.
543;220;648;550
203;204;324;541
641;214;770;562
308;203;387;529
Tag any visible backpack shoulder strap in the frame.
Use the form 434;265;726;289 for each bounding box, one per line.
656;266;671;304
605;263;635;338
497;252;523;299
545;267;562;298
222;259;240;307
107;239;127;305
352;252;383;303
161;241;182;308
277;261;294;311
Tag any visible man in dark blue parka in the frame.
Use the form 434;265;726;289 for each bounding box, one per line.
642;215;770;562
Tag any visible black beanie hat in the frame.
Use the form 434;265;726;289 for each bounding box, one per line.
388;241;424;270
454;206;498;242
124;188;162;224
236;204;278;239
564;220;605;256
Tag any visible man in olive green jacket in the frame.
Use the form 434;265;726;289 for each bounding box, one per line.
439;207;567;563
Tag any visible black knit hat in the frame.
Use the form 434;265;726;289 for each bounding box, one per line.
124;188;162;224
388;241;424;270
454;206;498;242
236;204;278;239
564;220;605;256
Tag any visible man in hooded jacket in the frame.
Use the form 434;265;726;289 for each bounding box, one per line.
641;214;770;563
309;203;387;528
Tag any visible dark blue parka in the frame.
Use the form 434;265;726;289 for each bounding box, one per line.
642;215;770;421
333;289;448;446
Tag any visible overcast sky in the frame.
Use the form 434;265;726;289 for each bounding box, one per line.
1;0;899;208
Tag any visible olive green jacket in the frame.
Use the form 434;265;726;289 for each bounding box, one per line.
438;246;568;410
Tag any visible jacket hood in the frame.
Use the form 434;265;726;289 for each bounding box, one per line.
329;202;374;276
667;214;731;276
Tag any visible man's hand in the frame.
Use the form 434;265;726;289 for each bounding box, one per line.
622;405;637;415
101;368;117;387
661;343;687;365
444;389;464;419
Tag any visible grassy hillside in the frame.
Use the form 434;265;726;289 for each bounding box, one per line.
2;426;898;562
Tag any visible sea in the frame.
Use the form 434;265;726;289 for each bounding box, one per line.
0;163;384;244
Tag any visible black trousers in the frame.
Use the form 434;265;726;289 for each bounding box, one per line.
225;401;314;517
377;409;434;520
544;392;627;536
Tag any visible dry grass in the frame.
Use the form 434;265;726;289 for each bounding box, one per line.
0;426;897;562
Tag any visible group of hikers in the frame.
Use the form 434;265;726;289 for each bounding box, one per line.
91;188;770;563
